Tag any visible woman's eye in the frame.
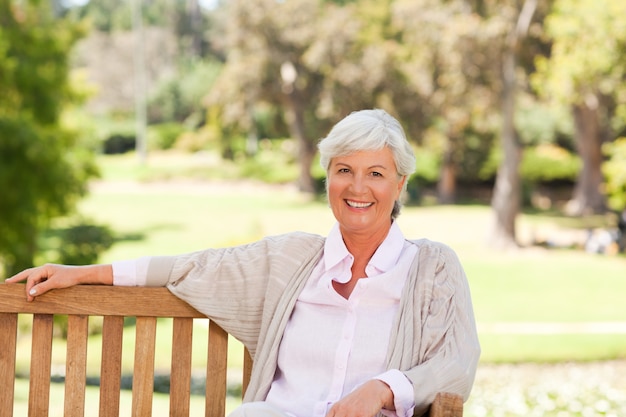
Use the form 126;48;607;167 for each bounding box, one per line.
371;171;382;177
338;168;350;174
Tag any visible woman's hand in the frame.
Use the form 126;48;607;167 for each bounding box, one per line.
326;379;394;417
5;263;113;302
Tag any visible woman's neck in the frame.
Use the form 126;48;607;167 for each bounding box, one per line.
341;223;392;267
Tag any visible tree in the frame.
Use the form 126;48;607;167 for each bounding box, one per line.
532;0;626;215
207;0;435;192
392;0;500;203
0;0;98;277
487;0;538;248
206;0;334;192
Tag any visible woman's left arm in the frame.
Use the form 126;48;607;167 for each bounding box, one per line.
403;244;481;415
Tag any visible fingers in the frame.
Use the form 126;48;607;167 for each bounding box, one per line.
5;268;32;283
325;380;390;417
5;265;56;302
27;276;53;300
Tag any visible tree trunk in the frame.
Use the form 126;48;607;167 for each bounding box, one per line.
437;142;457;204
488;45;522;249
283;93;315;193
487;0;536;249
281;62;315;194
567;97;606;215
187;0;202;58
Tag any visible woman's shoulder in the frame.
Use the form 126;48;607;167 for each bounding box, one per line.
408;237;455;252
408;238;462;264
262;231;325;249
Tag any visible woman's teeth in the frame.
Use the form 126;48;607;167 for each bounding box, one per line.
346;200;373;208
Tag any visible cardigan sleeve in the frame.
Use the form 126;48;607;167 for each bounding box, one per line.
144;232;325;356
402;242;480;416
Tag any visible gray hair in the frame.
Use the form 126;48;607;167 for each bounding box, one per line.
318;109;416;218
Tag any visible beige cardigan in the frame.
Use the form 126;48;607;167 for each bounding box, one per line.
146;232;480;416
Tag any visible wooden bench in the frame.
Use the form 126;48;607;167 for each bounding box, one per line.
0;283;463;417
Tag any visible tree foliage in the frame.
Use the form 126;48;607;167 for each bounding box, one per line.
0;0;98;276
532;0;626;215
13;0;625;255
206;0;509;193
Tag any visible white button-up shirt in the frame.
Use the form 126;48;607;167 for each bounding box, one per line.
112;222;418;417
264;222;417;417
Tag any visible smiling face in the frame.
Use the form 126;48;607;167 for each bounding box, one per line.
327;147;406;239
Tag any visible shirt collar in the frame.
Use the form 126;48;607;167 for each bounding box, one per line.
323;222;351;273
323;221;406;278
367;221;405;274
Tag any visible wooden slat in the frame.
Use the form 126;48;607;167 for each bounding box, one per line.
99;316;124;417
0;313;18;417
243;348;253;398
170;317;193;417
132;317;157;417
205;322;228;417
0;285;205;318
29;314;53;417
65;315;89;417
428;392;464;417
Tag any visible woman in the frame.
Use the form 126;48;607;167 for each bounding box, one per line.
8;109;480;417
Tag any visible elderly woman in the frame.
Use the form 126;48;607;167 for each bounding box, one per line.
8;109;480;417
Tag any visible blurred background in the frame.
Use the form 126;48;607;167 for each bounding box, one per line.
1;0;626;416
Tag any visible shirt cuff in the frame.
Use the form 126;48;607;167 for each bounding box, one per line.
375;369;415;417
111;257;151;286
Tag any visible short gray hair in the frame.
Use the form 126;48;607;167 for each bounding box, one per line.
318;109;416;218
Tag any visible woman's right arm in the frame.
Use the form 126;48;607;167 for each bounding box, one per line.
5;263;113;302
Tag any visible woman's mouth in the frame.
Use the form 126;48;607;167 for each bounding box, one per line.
346;200;373;208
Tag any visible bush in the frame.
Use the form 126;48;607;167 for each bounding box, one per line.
603;138;626;211
56;222;115;266
407;147;440;201
147;59;221;125
149;123;186;150
521;144;581;183
41;219;115;267
102;133;135;154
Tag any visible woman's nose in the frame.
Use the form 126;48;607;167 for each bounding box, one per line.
349;174;367;193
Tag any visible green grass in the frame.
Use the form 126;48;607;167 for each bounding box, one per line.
478;333;626;363
13;378;241;417
70;180;626;363
14;318;245;377
67;153;626;364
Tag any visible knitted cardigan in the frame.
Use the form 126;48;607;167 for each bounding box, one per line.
145;232;480;416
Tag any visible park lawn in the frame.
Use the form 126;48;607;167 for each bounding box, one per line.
479;333;626;363
12;378;241;417
14;318;245;376
29;151;626;367
65;178;626;364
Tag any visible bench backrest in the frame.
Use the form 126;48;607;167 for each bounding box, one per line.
0;283;463;417
0;284;252;417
